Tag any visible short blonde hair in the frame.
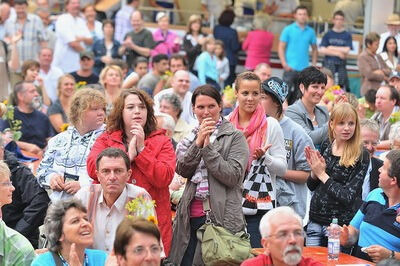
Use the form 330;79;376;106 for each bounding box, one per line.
0;161;11;180
253;14;271;31
56;74;76;97
99;65;123;88
69;88;106;127
202;36;215;51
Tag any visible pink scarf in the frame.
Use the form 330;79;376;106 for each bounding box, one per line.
229;104;267;170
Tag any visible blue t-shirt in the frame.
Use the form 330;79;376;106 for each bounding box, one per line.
320;29;353;64
0;108;53;149
31;249;108;265
350;188;400;251
280;22;317;71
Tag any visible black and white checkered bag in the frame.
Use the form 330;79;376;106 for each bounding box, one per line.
242;155;276;215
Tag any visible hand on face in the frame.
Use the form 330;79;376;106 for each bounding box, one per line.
196;117;216;148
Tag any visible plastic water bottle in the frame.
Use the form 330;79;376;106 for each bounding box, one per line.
327;218;340;260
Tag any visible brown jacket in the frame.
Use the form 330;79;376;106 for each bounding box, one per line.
357;49;391;95
169;119;249;266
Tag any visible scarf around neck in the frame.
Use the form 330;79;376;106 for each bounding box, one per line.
229;104;267;169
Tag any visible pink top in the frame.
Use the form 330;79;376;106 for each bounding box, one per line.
242;30;274;70
190;198;205;218
151;29;180;57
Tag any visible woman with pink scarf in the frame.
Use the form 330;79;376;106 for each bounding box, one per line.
228;71;287;248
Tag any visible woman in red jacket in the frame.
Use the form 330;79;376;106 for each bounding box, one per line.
86;88;176;255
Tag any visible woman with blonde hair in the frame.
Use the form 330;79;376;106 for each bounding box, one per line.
37;88;106;202
305;102;370;247
242;14;274;70
99;64;123;113
182;14;206;72
48;74;76;133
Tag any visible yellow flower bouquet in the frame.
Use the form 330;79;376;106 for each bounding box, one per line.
125;195;158;225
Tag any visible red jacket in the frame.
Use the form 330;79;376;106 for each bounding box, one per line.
86;129;176;255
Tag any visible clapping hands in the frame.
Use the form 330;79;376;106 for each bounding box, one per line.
304;146;329;183
196;117;216;148
128;123;145;161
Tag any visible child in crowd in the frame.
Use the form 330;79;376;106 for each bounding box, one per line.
194;36;220;91
122;57;149;89
214;40;230;89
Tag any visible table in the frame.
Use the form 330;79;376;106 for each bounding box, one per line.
252;247;374;265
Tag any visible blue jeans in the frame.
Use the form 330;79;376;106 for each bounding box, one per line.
306;221;328;247
181;216;206;266
306;221;353;254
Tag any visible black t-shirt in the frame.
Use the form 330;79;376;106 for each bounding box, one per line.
0;108;54;149
70;71;99;85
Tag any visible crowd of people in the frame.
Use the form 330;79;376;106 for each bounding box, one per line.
0;0;400;265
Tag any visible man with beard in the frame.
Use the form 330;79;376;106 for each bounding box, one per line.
0;81;53;155
242;206;323;266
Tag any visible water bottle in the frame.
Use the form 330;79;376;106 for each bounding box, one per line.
327;218;340;260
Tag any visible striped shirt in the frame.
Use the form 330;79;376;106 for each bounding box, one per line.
5;13;47;65
350;188;400;251
0;220;35;266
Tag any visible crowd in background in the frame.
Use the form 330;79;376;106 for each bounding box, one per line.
0;0;400;265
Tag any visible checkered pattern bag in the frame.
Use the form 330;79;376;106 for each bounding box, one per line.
242;155;275;215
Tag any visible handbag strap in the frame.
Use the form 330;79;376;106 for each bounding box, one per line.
51;251;64;266
202;197;212;224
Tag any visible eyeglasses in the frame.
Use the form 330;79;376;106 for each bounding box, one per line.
131;245;162;256
0;181;13;187
363;140;379;146
267;230;306;241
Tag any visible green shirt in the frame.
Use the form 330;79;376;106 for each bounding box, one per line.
0;219;35;266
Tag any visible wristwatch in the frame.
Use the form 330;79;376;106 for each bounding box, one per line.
389;250;395;259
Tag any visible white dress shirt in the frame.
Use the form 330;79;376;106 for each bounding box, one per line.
75;184;152;253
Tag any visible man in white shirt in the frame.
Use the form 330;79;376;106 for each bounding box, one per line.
75;147;152;253
154;70;197;125
378;13;400;53
52;0;92;73
38;47;63;103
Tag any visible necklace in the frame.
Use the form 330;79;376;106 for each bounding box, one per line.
309;113;316;122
